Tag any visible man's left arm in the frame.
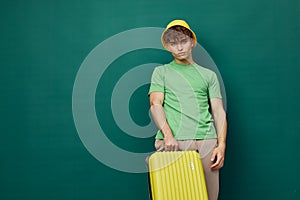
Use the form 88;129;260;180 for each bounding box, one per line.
209;98;227;170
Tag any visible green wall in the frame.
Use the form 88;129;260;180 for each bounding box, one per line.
1;0;299;199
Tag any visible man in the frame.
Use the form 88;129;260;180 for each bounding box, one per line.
148;19;227;200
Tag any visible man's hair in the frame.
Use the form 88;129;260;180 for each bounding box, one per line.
163;25;194;44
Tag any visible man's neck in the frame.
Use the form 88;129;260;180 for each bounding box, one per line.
174;58;195;65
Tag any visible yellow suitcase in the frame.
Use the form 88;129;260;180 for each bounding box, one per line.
148;151;208;200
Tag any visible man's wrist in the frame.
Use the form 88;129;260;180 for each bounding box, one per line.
217;141;226;149
161;123;173;137
163;131;174;139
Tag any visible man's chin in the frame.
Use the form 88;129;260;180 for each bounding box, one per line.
175;55;187;60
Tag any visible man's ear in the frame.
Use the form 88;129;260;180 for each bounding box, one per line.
190;38;194;47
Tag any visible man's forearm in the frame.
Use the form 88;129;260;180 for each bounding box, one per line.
150;104;173;137
160;122;174;138
214;109;227;147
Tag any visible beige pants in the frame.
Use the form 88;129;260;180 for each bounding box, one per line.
154;139;219;200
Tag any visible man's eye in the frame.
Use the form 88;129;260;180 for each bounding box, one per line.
170;43;175;46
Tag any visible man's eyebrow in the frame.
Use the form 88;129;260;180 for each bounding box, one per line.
168;36;188;43
179;35;188;39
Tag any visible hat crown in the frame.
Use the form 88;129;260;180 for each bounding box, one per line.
166;20;191;30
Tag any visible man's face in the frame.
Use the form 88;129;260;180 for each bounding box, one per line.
166;34;194;62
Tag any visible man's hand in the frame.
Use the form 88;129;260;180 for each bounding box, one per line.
210;143;226;170
164;135;179;151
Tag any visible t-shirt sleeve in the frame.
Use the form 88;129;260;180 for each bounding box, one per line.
208;72;222;99
148;67;164;95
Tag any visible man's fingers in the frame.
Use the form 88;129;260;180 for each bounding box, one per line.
165;144;173;151
174;144;179;151
165;143;179;151
165;144;172;151
211;158;220;169
210;149;217;162
211;153;224;170
170;143;179;151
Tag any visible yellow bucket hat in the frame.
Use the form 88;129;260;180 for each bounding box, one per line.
161;19;197;50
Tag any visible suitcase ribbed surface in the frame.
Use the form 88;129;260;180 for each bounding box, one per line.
148;151;208;200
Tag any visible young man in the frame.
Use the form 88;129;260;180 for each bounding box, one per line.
148;19;227;200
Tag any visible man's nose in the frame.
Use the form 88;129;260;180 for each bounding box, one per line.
176;43;183;51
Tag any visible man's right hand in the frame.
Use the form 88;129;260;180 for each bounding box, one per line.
164;135;179;151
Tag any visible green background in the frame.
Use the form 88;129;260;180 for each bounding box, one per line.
1;0;299;199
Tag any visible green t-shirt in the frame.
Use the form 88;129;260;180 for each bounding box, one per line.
148;61;222;140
